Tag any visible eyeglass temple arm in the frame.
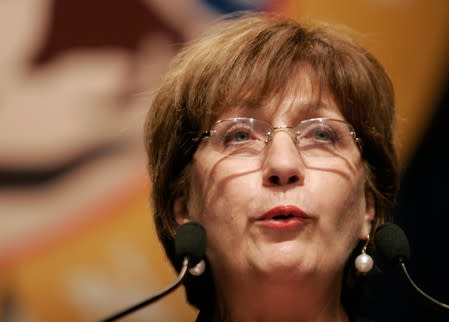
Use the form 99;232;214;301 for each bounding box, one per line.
192;131;211;143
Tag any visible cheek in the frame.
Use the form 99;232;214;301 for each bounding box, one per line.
307;168;367;231
301;171;367;268
187;155;260;222
187;157;261;256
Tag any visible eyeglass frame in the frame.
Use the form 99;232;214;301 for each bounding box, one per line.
192;117;363;157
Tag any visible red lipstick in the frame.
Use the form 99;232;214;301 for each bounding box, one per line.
258;205;309;229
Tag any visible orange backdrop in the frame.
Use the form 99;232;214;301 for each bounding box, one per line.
1;1;448;322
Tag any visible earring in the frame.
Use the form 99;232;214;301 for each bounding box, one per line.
355;235;374;274
189;260;206;276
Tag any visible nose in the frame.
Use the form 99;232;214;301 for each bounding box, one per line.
262;130;304;186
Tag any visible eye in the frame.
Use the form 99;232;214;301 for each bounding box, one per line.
301;124;338;143
222;125;254;145
314;128;335;141
229;130;250;142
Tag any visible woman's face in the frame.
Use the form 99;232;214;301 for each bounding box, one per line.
175;70;374;287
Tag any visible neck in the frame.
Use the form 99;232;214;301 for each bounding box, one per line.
211;271;349;322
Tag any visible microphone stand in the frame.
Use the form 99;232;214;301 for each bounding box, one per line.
97;258;189;322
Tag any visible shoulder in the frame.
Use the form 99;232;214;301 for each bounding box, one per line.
196;312;379;322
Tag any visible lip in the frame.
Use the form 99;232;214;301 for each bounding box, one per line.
257;205;310;229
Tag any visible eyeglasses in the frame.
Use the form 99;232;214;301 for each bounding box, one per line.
193;117;361;162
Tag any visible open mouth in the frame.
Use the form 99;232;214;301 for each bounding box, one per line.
271;214;296;220
258;206;308;229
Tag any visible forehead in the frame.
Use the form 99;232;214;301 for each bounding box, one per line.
218;70;344;124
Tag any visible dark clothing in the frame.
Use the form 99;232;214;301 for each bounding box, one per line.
196;310;377;322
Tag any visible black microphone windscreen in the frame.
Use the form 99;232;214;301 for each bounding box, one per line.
374;223;411;266
175;222;206;266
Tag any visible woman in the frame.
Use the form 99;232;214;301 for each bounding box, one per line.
145;12;398;322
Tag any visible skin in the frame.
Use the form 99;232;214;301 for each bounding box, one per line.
175;69;375;322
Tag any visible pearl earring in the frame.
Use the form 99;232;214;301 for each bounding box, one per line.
355;235;374;274
189;260;206;276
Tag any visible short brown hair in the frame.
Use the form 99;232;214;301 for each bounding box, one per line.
144;11;398;314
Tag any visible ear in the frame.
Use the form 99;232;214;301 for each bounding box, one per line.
360;188;375;239
174;195;190;225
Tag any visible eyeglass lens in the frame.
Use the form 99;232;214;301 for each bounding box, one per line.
208;118;358;162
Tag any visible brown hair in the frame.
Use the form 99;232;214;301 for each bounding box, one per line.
144;11;398;315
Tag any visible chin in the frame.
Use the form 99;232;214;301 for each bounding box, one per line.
252;244;311;274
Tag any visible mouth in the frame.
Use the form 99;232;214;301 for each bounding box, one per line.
260;205;308;219
258;205;309;228
271;214;297;220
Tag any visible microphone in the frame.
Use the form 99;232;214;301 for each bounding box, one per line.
374;222;410;266
96;222;207;322
374;223;449;311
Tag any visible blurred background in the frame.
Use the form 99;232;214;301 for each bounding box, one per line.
0;1;448;321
